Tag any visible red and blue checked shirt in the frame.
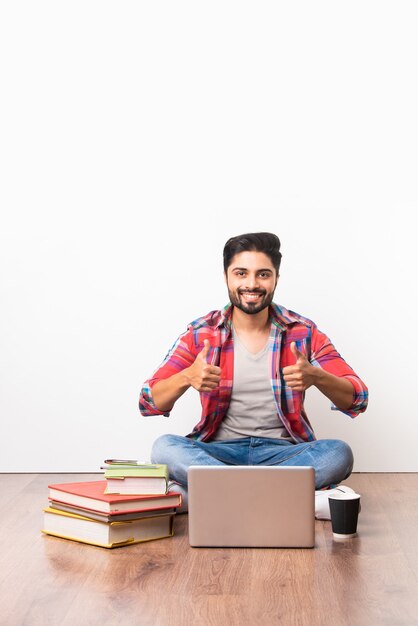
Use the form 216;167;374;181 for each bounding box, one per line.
139;303;368;443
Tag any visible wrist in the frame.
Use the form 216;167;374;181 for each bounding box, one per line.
311;364;325;388
180;367;193;389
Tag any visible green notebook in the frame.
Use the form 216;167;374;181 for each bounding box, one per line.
104;464;169;479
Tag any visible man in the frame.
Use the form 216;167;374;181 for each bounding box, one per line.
139;232;368;517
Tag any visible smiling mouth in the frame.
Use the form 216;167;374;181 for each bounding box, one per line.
239;291;265;301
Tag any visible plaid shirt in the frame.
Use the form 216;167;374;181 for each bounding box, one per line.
139;303;368;443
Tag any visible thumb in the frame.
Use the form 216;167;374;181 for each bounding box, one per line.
198;339;210;362
290;341;305;362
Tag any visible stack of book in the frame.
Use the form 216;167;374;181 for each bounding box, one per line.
41;461;181;549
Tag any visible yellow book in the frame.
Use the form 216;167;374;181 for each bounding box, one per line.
42;507;174;548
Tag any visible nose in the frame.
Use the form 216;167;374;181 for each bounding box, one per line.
245;274;259;290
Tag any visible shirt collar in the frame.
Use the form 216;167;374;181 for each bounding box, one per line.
216;302;304;331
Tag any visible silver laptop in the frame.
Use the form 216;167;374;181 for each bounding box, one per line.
188;466;315;548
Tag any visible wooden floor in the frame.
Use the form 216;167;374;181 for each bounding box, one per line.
1;474;418;626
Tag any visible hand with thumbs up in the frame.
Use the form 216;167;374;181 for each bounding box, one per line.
185;339;222;392
282;341;316;392
151;339;222;412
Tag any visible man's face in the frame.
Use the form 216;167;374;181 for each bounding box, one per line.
225;251;278;315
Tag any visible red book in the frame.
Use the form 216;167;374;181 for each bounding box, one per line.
48;480;181;514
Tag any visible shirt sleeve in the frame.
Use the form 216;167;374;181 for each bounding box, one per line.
138;328;197;417
310;324;369;418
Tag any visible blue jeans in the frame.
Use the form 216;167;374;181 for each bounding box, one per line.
151;434;354;490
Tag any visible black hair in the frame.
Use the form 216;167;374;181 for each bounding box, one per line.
223;232;282;274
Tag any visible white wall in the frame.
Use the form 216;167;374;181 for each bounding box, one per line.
1;1;417;471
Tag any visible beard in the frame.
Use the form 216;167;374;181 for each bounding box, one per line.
228;287;275;315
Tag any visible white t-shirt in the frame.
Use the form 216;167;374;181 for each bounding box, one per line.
212;329;292;441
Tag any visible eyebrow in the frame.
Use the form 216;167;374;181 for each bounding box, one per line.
231;267;273;273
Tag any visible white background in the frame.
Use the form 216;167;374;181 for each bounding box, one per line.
1;1;416;471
